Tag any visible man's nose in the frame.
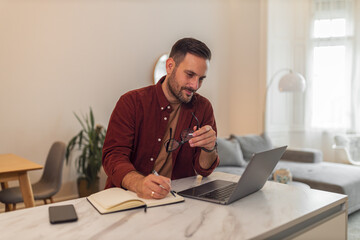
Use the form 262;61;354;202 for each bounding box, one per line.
189;77;199;90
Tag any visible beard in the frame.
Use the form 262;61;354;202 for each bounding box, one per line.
167;69;196;104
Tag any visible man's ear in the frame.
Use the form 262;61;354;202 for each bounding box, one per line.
166;58;176;74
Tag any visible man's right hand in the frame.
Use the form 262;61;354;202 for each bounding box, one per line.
122;171;171;199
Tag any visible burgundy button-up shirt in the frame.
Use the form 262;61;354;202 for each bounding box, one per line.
102;77;219;189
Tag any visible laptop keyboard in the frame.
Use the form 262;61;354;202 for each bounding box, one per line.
199;183;237;201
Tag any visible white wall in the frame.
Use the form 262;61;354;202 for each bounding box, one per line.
0;0;265;200
228;0;267;134
267;0;310;132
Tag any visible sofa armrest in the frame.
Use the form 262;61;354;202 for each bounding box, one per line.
281;148;323;163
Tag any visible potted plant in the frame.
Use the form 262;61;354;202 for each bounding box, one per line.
65;108;106;197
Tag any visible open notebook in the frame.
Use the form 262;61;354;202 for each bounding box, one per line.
87;187;184;214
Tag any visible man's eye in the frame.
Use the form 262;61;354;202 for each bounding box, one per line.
187;73;194;78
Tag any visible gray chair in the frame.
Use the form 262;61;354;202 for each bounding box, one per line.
0;141;66;211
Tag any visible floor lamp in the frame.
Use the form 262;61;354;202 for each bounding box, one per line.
264;69;306;132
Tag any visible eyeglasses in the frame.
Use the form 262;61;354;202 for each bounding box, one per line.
164;112;200;153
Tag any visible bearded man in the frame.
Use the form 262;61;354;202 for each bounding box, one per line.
102;38;219;199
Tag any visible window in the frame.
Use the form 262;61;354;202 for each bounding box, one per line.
310;1;353;130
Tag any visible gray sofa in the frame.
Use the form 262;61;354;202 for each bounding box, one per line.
215;134;360;214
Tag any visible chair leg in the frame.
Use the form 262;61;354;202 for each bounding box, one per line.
1;182;9;190
12;203;16;210
5;204;12;212
50;197;54;203
2;182;12;211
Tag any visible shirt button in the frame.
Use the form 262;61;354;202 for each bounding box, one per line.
167;106;171;109
161;107;164;110
164;117;167;121
158;138;161;142
150;158;154;161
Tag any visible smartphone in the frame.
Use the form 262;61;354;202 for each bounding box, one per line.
49;204;78;224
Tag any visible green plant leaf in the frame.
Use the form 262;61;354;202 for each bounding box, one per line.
65;135;78;163
66;107;107;185
90;107;95;129
78;130;84;149
74;112;86;130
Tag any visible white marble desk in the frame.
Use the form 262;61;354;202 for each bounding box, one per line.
0;172;348;240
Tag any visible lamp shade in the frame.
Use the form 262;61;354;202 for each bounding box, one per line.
263;69;306;133
278;72;306;92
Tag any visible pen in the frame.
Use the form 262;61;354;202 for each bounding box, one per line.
152;170;176;197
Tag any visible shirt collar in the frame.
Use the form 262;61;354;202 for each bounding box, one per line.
156;76;172;112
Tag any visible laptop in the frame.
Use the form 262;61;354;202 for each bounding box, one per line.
178;146;287;205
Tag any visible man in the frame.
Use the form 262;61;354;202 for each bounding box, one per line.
102;38;219;199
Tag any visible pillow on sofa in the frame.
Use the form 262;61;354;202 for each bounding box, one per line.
217;138;247;167
334;134;360;163
230;134;273;162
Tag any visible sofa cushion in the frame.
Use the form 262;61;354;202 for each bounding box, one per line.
217;138;246;167
231;134;273;162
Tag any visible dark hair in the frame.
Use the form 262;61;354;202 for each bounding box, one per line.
169;38;211;65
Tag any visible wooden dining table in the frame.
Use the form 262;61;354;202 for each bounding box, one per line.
0;154;43;208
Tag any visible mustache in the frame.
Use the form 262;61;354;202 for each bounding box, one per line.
181;87;196;93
